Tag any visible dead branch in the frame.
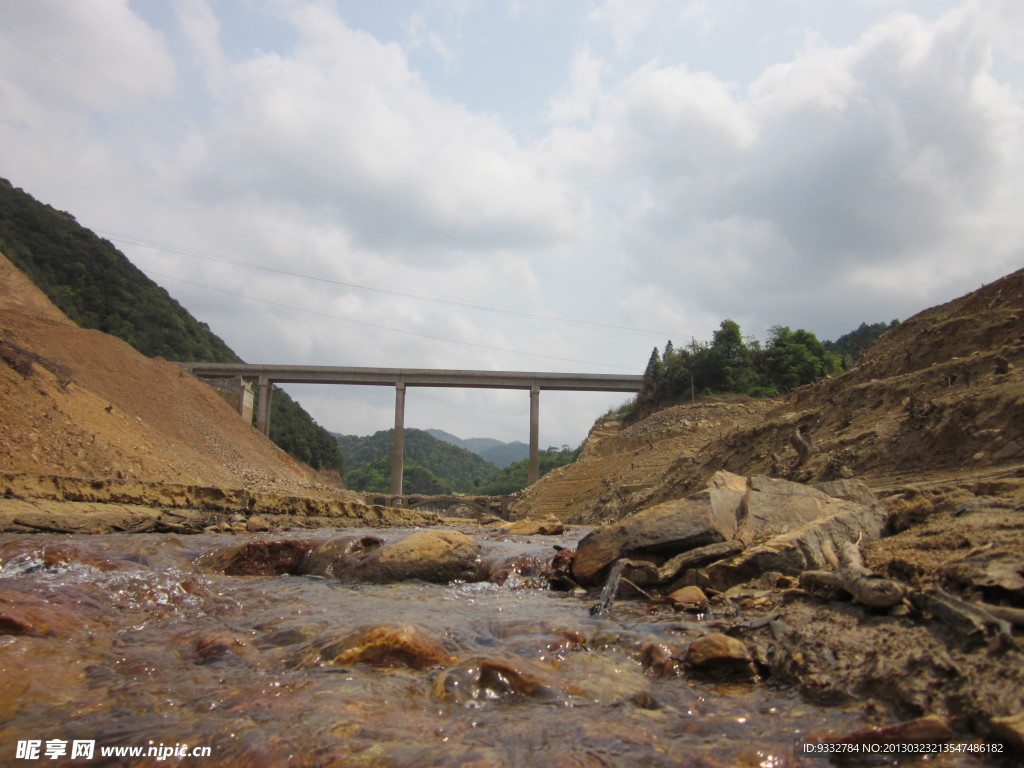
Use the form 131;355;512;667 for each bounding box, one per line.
12;518;80;534
799;538;906;608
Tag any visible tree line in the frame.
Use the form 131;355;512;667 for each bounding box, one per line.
637;318;897;415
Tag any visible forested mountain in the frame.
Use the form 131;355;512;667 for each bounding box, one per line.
335;428;499;493
425;429;529;468
0;178;343;474
474;446;582;495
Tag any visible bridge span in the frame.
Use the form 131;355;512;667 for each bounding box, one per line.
178;363;642;493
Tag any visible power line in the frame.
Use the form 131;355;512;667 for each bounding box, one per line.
104;230;686;339
143;269;640;371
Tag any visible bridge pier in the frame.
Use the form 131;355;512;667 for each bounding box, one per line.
391;382;406;495
528;385;539;485
256;375;273;436
180;365;642;489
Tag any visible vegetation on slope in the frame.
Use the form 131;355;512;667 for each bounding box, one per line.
473;446;582;495
824;320;900;363
635;318;898;416
336;428;500;493
0;178;343;473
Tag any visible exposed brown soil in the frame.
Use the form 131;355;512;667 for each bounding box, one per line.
510;267;1024;748
515;267;1024;531
0;252;436;531
3;248;1024;751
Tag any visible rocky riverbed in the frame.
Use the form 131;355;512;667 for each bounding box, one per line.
0;509;1019;767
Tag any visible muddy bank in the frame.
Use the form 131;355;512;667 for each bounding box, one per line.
547;469;1024;756
0;471;441;534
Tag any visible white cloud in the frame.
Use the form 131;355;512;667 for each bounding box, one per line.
2;0;1022;445
587;0;660;56
175;0;227;94
168;2;588;262
541;1;1024;341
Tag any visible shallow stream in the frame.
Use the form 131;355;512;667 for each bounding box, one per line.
0;527;1005;767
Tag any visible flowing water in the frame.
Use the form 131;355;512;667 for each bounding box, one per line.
0;527;1005;767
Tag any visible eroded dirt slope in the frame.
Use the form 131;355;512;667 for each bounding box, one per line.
516;267;1024;523
0;252;369;520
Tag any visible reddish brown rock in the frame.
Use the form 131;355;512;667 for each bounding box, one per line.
299;535;384;578
338;530;484;584
434;654;583;704
292;624;452;670
667;585;709;612
828;715;954;750
0;585;86;636
638;641;685;678
204;539;313;576
195;633;249;663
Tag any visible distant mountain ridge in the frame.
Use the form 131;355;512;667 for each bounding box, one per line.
334;428;499;493
425;429;529;468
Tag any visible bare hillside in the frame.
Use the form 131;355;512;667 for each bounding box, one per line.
515;267;1024;523
0;252;385;528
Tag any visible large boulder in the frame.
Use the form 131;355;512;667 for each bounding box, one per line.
571;471;888;589
703;499;891;591
332;529;485;584
571;483;741;585
299;535;384;578
738;476;854;546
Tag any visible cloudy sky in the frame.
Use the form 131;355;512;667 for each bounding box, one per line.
1;1;1022;448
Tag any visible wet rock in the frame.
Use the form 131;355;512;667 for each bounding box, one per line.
299;535;384;578
335;530;484;584
990;711;1024;754
572;493;734;586
667;585;709;612
291;624;452;670
487;553;549;587
0;540;122;572
195;632;249;663
685;633;756;679
828;715;954;750
246;515;273;532
0;585;85;636
542;547;577;591
637;641;685;678
506;518;565;535
434;654;581;704
203;539;313;576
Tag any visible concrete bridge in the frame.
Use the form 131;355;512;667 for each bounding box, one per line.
179;363;643;493
361;493;514;518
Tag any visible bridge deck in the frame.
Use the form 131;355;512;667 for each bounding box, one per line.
178;363;643;392
179;363;642;495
